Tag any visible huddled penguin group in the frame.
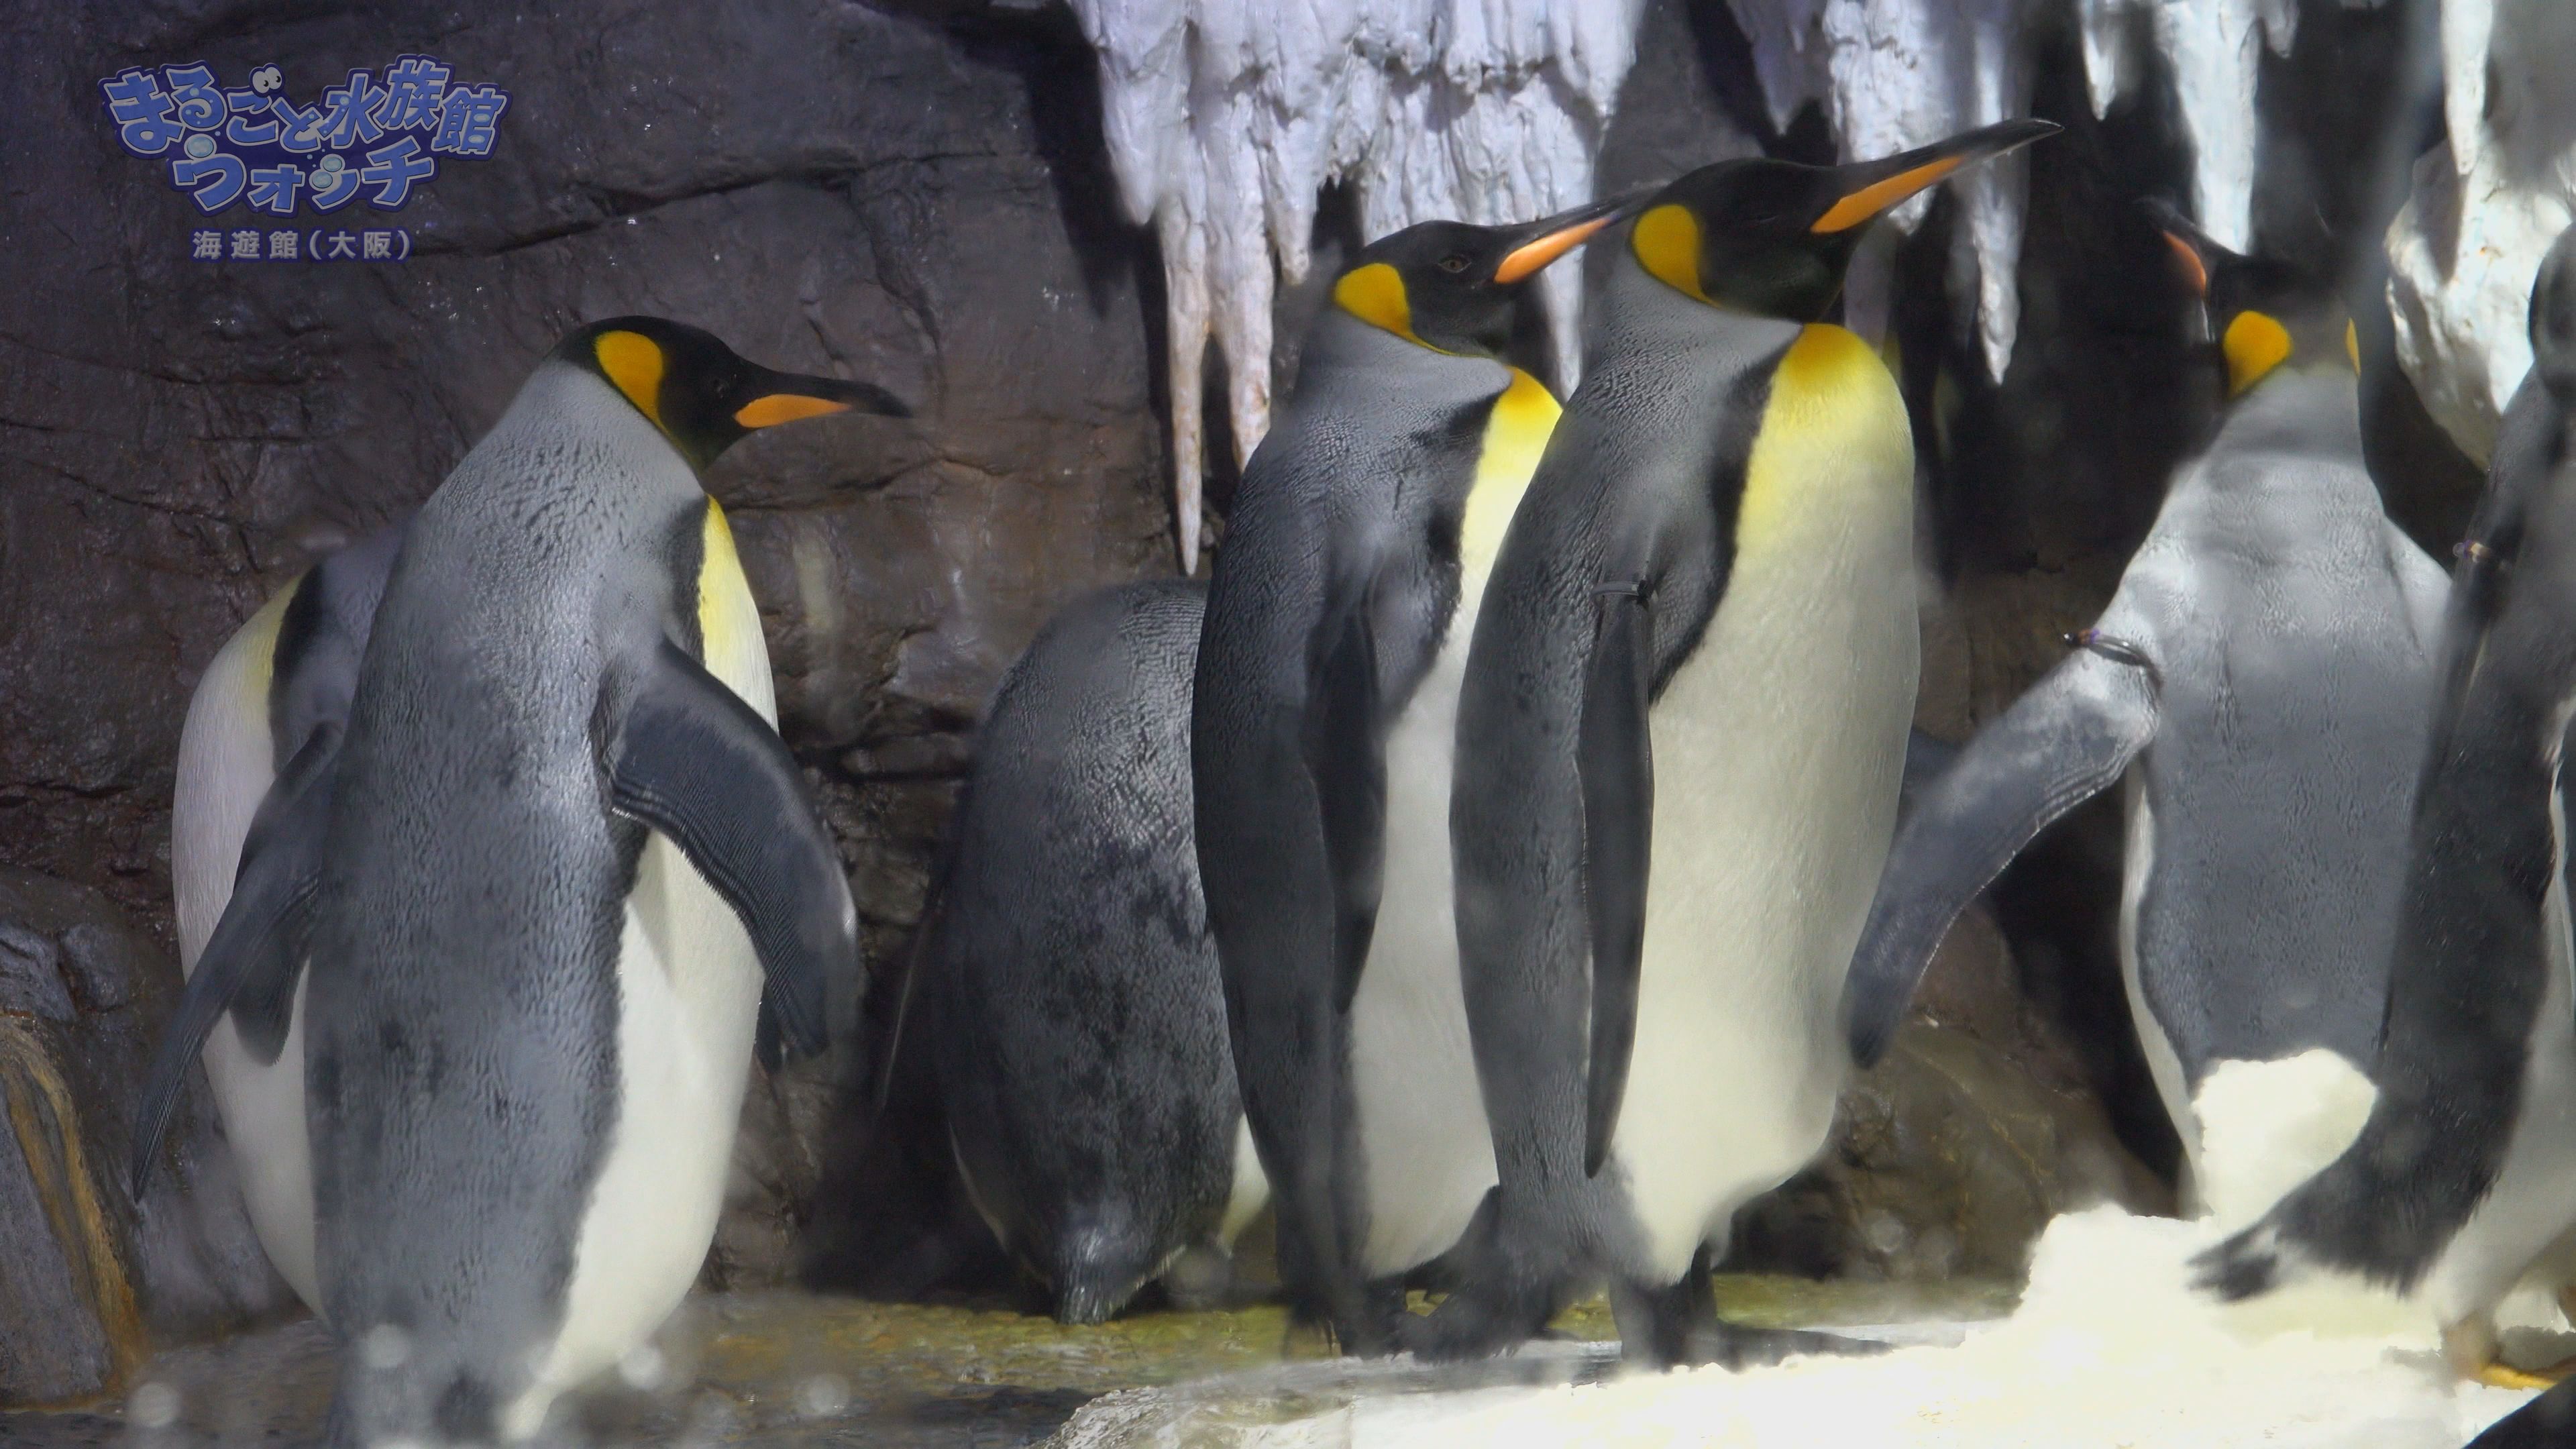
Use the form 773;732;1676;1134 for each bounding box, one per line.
125;110;2576;1446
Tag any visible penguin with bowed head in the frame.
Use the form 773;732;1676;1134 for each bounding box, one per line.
1422;121;2057;1366
139;519;406;1313
1842;203;2451;1205
1191;193;1635;1352
2198;225;2576;1391
924;578;1269;1325
134;316;901;1444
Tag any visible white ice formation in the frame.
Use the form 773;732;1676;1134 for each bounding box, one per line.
2387;0;2576;462
1065;0;1649;572
1070;0;2421;565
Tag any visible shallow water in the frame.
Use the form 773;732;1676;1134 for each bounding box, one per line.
0;1276;2016;1448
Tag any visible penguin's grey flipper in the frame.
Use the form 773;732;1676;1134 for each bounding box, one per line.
1306;602;1387;1013
1580;584;1655;1177
1843;645;2160;1068
609;637;859;1060
131;726;338;1197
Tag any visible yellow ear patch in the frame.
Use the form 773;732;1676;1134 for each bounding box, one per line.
1813;156;1966;234
2346;319;2360;372
2222;311;2294;396
735;394;848;429
596;330;665;425
1631;205;1710;303
1334;263;1418;343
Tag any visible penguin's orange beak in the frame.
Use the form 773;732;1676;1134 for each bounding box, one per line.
1493;191;1652;284
1811;119;2060;234
732;370;910;427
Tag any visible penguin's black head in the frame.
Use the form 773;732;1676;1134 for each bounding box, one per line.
1330;193;1642;356
555;316;909;471
1632;119;2058;320
2145;202;2353;400
2530;223;2576;402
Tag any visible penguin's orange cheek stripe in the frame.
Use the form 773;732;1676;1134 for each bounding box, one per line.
1811;156;1967;234
735;394;849;429
2161;231;2209;297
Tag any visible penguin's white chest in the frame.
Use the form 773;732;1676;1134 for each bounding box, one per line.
1608;325;1919;1279
1349;575;1501;1277
170;586;324;1311
1346;368;1555;1278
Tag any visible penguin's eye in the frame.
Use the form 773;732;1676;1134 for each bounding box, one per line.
1438;254;1470;274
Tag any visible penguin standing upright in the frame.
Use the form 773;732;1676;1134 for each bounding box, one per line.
137;317;899;1444
928;579;1268;1325
1424;123;2056;1366
138;521;409;1311
2200;227;2576;1390
1192;195;1633;1349
1842;208;2451;1197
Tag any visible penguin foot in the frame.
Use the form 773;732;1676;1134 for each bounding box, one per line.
2463;1350;2576;1392
1401;1282;1556;1362
2475;1360;2573;1392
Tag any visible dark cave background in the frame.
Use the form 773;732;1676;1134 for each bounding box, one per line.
0;0;2486;1401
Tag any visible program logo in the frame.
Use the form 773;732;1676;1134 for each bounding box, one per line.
99;56;510;264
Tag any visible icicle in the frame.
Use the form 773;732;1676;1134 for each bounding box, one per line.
2386;0;2576;462
1066;0;1648;573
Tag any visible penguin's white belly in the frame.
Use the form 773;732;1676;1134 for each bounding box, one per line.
204;991;321;1309
170;592;323;1311
2117;774;2203;1199
1607;399;1917;1281
1350;616;1499;1278
2420;786;2576;1330
512;835;762;1426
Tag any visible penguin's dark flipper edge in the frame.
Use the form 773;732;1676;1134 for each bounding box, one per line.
1579;586;1656;1177
1842;647;2159;1069
1307;601;1387;1014
131;727;339;1197
610;638;859;1061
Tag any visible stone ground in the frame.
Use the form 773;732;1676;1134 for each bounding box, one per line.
0;1277;2017;1448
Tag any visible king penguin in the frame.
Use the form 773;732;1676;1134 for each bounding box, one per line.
136;521;409;1311
2199;226;2576;1390
134;317;900;1444
1191;195;1634;1350
1841;206;2451;1202
1422;122;2056;1366
926;578;1269;1325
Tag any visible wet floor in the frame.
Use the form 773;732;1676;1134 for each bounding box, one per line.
0;1277;2017;1447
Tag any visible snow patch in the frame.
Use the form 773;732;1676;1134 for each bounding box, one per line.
1356;1051;2545;1448
1065;0;1649;572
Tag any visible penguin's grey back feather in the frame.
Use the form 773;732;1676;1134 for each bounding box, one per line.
931;580;1246;1325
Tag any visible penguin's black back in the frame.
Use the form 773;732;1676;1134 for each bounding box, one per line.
928;580;1238;1324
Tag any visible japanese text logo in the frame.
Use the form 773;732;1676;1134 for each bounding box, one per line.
99;56;509;264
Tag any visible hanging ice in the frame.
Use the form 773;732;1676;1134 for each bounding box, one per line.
2385;0;2576;462
1066;0;1648;573
1725;0;2038;383
2079;0;2301;253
